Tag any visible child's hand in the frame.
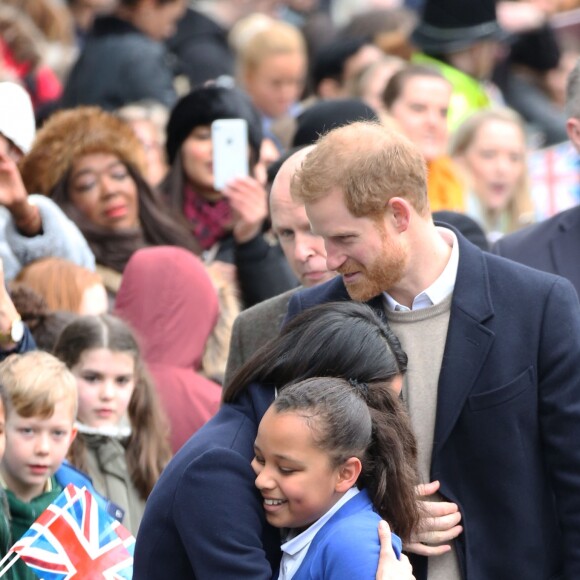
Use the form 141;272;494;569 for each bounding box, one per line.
376;520;415;580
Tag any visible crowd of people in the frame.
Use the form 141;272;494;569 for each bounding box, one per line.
1;0;580;578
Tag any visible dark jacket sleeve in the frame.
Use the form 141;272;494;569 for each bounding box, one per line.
122;42;177;108
235;235;298;308
0;326;36;361
537;277;580;577
165;8;234;87
174;448;275;579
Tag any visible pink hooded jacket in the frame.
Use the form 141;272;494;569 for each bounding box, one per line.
115;246;221;453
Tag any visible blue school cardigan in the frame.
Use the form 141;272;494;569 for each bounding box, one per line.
291;489;402;580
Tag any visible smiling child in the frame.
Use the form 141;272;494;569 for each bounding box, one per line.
253;376;420;579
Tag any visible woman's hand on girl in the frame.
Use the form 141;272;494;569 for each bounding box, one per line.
376;520;415;580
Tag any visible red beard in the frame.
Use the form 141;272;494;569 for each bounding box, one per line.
338;226;407;302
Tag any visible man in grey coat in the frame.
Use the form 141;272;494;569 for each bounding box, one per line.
224;146;334;384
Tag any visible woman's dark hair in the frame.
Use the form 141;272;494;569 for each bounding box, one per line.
126;165;198;251
223;301;407;403
53;314;172;499
382;63;449;109
273;376;419;540
50;164;200;271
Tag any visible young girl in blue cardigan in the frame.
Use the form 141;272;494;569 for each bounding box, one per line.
253;376;420;580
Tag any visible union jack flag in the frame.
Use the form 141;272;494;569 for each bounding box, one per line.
7;484;135;579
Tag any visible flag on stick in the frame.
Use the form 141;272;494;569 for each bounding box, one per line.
0;483;134;579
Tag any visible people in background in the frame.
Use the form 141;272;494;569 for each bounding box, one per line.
116;101;169;188
0;82;96;282
61;0;185;109
450;107;534;242
115;247;222;453
383;64;464;213
54;314;172;535
236;19;308;146
0;352;79;580
19;106;197;296
162;85;297;308
15;257;108;315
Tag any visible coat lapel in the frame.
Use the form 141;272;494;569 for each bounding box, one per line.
432;236;496;452
323;238;496;452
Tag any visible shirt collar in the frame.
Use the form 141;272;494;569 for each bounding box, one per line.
384;227;459;312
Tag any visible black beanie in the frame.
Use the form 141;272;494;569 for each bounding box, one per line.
166;86;263;164
292;99;379;147
412;0;504;54
312;37;372;88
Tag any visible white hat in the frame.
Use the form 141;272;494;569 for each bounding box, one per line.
0;82;36;154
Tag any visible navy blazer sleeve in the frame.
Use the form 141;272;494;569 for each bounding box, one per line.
537;277;580;576
173;448;274;580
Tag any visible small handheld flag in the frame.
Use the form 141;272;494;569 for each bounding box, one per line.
0;484;135;579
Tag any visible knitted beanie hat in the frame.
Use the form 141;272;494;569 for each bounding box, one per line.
165;85;263;165
19;107;147;197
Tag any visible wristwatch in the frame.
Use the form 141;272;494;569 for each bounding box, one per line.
0;316;24;344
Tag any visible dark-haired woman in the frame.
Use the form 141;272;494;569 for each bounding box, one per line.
133;301;418;579
19;106;198;296
161;85;298;308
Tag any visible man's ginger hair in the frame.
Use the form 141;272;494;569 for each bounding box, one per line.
291;121;429;217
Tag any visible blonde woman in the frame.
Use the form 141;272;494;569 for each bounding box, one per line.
236;19;307;145
450;107;535;243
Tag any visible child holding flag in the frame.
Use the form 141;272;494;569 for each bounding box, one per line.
0;351;79;580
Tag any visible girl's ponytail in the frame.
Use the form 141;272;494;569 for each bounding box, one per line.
359;383;421;541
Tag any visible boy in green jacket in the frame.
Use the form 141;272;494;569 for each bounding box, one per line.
0;351;78;579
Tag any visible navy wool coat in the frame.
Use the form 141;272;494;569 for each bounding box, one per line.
286;231;580;580
133;383;280;579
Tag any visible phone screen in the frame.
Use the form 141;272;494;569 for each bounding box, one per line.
212;119;249;191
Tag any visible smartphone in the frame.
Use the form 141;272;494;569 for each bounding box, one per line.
212;118;249;191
